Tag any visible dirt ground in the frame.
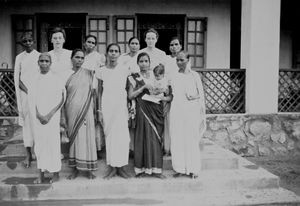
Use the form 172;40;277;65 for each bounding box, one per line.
246;155;300;196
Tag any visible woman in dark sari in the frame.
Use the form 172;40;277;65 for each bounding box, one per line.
127;52;172;179
62;49;98;180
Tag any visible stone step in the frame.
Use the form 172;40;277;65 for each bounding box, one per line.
0;161;280;201
0;139;240;171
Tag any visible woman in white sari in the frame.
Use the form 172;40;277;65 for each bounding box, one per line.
96;43;131;179
170;51;206;179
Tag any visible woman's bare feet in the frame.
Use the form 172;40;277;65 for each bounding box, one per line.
87;171;96;179
50;172;60;183
117;167;131;179
135;172;146;178
103;166;117;179
189;173;198;179
34;170;44;184
173;172;185;178
67;168;79;180
152;173;166;179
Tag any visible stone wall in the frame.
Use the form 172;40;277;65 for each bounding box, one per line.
2;114;300;157
204;114;300;157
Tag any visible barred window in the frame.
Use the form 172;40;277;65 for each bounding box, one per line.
12;15;35;56
87;16;109;54
187;18;206;69
115;17;135;53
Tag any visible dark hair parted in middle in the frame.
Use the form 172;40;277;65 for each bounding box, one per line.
85;34;97;44
137;52;150;64
128;36;139;45
71;48;85;59
106;43;121;54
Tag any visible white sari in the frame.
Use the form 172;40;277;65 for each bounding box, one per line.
170;65;206;175
96;64;130;167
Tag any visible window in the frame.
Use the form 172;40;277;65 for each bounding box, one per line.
114;16;135;53
187;18;206;69
87;16;109;54
12;15;35;56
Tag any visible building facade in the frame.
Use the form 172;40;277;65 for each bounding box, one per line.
0;0;299;115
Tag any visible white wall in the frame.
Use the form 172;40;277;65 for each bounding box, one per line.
0;0;231;68
241;0;281;114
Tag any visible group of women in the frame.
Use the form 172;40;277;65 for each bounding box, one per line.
15;26;206;183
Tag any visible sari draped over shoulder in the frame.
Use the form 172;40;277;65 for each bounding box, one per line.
65;68;93;146
170;67;206;176
127;73;164;175
64;68;97;171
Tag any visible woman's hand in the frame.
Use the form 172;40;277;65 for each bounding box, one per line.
186;94;200;101
36;107;51;125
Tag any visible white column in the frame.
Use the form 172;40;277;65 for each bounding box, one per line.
241;0;281;114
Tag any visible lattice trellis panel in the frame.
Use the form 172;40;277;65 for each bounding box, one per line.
1;69;246;117
199;69;246;114
278;69;300;112
0;70;18;116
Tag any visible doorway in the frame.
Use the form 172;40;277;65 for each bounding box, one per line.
136;14;185;54
36;13;86;52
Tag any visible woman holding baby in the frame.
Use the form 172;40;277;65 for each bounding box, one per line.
127;52;172;179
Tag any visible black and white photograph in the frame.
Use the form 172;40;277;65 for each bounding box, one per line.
0;0;300;205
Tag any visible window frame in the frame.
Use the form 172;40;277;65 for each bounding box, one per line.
86;15;110;54
185;17;207;70
113;15;136;53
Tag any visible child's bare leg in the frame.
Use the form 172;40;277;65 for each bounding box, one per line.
34;170;44;184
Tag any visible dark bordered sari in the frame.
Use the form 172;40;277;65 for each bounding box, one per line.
64;68;97;171
127;73;164;174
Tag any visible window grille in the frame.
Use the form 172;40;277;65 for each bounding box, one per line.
199;69;246;114
115;17;135;53
0;69;18;116
87;17;109;54
278;69;300;112
187;18;206;69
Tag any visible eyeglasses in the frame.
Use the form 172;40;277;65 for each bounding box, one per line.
87;40;96;44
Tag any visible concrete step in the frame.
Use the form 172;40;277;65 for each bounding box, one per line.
0;160;280;201
1;188;300;205
1;139;240;171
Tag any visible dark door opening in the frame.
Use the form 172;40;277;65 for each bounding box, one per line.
137;14;185;54
36;13;86;52
230;0;241;68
